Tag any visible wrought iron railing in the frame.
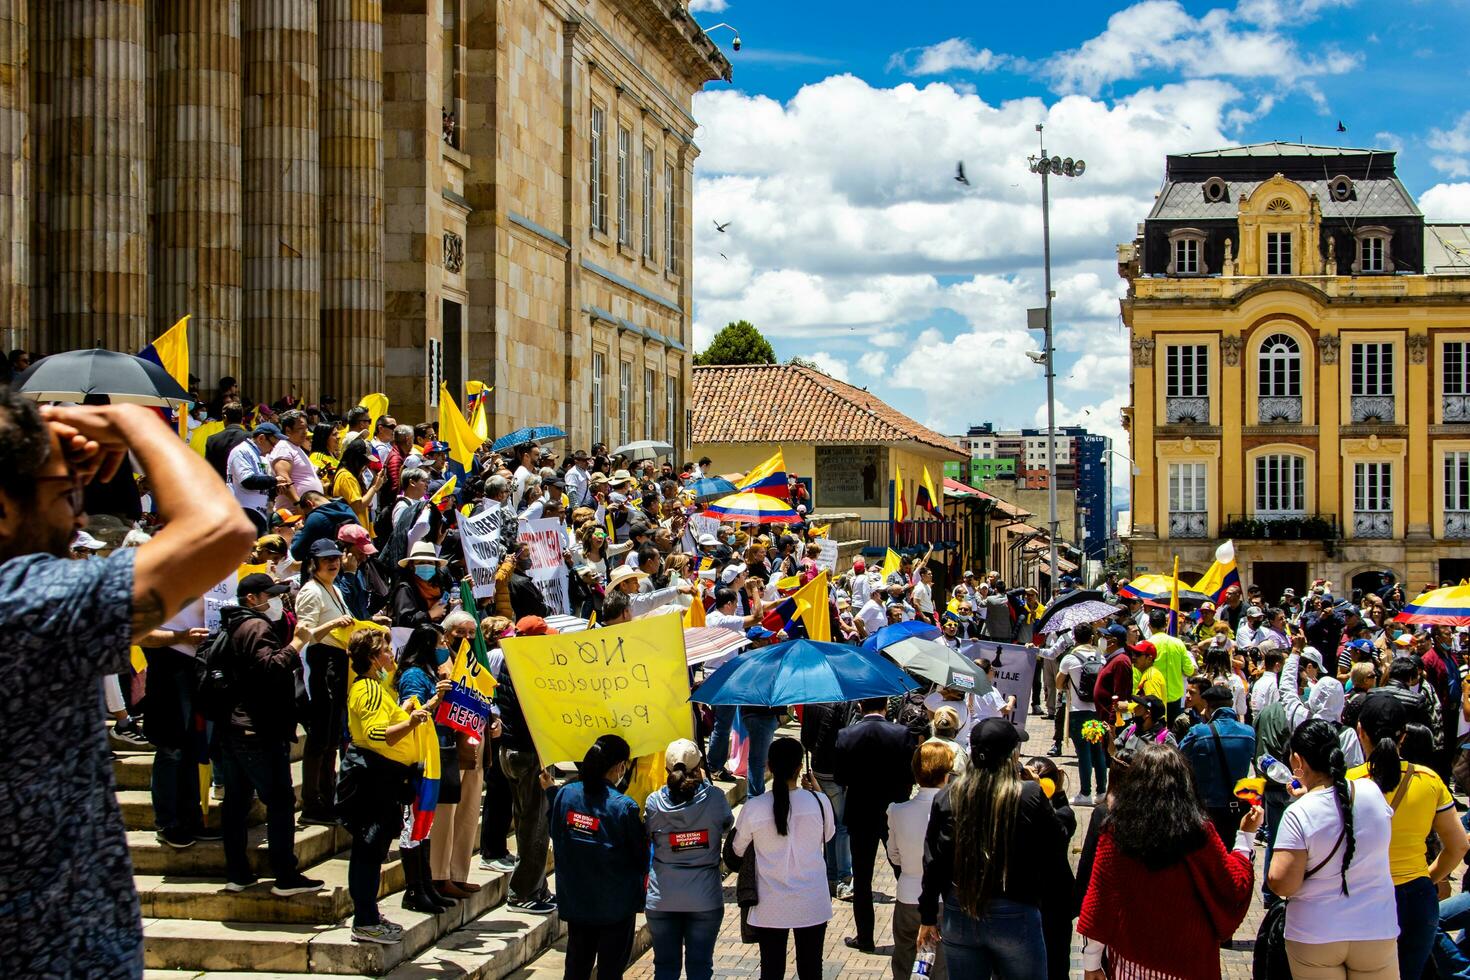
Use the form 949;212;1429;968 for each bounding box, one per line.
1222;514;1336;540
1258;396;1302;423
1164;396;1209;424
1446;511;1470;538
1350;395;1396;424
1444;395;1470;423
1168;512;1208;538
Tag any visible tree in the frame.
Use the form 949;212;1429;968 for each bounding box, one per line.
693;320;776;366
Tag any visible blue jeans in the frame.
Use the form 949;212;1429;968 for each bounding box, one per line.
816;774;851;884
941;895;1047;980
218;731;300;884
744;713;780;797
1397;876;1439;980
1067;709;1108;797
705;705;737;772
647;907;724;980
1261;785;1290;908
1433;890;1470;980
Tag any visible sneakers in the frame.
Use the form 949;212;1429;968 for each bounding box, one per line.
156;827;195;849
271;874;326;897
509;897;556;915
224;877;259;893
210;784;226;801
191;825;224;843
836;881;855;902
1069;793;1096;807
111;717;150;748
480;854;518;873
351;922;402;945
1047;742;1062;757
299;813;338;827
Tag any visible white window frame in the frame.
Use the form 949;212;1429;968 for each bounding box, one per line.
642;144;655;261
664;162;676;274
1360;236;1386;273
618;360;631;445
1354;461;1392;513
1350;342;1394;397
1165;344;1209;397
589;106;607;235
1255;454;1306;516
1258;333;1301;397
617;126;631;246
1174;237;1199;275
643;367;655;437
1266;231;1292;276
1447;452;1470;512
1168;461;1207;514
591;351;605;445
665;378;676;445
1446;341;1470;396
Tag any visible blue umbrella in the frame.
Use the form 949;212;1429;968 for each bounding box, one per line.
690;638;919;706
490;425;567;453
861;619;942;654
688;476;738;501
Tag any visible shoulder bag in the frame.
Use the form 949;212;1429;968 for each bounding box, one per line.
1252;786;1352;980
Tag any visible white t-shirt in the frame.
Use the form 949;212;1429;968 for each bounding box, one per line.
912;582;935;617
1059;645;1103;712
1249;671;1279;714
731;789;834;929
1274;781;1397;944
885;787;941;905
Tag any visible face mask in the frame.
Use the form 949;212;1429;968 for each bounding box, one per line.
414;564;437;581
516;556;532;572
377;667;393;684
262;597;285;622
434;646;452;667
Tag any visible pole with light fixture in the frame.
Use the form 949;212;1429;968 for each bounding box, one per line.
699;21;741;50
1026;123;1084;597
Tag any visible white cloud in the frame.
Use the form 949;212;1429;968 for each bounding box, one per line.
1036;393;1131;465
857;351;889;376
1429;113;1470;178
1044;0;1358;97
802;351;850;381
687;0;727;12
1420;183;1470;222
888;38;1007;76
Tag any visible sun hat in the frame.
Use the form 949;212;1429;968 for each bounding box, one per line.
607;565;648;589
397;540;447;568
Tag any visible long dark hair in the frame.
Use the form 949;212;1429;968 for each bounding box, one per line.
950;732;1021;915
578;734;631;790
767;737;804;836
1361;701;1406;794
1104;744;1208;869
338;436;372;480
398;626;443;681
667;756;705;805
1290;719;1355;895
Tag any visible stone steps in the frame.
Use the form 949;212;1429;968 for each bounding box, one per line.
112;735;306;790
128;823;352;877
119;779;303;831
137;853;407;925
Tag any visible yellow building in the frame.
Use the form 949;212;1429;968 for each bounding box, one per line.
1119;142;1470;599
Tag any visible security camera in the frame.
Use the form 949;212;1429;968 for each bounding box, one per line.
732;35;741;51
1025;350;1048;364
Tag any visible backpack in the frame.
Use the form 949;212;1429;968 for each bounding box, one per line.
1074;650;1105;705
193;626;236;723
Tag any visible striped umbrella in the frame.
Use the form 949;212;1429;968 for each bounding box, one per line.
684;626;752;666
701;491;801;525
1394;584;1470;626
1120;574;1209;608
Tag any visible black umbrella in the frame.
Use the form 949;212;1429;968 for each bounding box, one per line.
1033;588;1117;634
15;349;191;407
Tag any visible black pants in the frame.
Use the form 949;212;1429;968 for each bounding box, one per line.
348;806;400;927
219;730;299;884
1052;700;1067;748
1207;804;1243;844
480;736;512;860
1041;903;1073;980
563;916;636;980
848;825;886;945
302;645;347;817
754;924;825;980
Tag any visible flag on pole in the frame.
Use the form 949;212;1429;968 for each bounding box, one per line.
408;697;441;840
469;398;488;442
916;466;941;516
358;393;389;432
683;582;706;628
437;384;481;469
892;464;909;522
1169;555;1181;637
879;548;902;582
459;580;491;670
791;570;832;642
727;709;750;777
736;449;789;498
138;314;191;437
429;474;458;509
1191;539;1241;605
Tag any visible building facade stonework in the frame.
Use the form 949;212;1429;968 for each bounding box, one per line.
1120;142;1470;597
0;0;727;443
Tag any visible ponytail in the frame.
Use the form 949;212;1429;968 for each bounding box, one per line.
577;734;631;790
1289;719;1357;895
766;737;804;836
666;763;701;805
1368;737;1402;794
1327;747;1355;896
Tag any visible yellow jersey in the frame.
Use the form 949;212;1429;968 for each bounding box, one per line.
347;675;419;766
1347;760;1453;885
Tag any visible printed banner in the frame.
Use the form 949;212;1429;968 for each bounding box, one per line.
499;613;694;765
689;514;722;541
959;640;1039;737
519;517;570;615
435;641;496;742
816;538;839;573
460;506;511;599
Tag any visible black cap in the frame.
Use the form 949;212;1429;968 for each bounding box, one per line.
966;717;1020;768
309;539;343;559
237;572;290;598
1201;684;1234;707
1131;694;1166;722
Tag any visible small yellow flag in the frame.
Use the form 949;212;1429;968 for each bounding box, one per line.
429;474;458;508
329;618;390;648
683;582;706;629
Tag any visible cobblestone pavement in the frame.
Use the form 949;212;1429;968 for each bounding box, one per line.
623;717;1266;979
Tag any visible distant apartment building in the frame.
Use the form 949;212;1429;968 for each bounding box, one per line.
948;423;1114;559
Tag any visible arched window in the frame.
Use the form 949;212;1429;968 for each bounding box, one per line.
1258;333;1301;397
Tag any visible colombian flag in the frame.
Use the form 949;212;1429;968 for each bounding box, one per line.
761;595;809;635
893;465;909;522
727;709;750;777
916;465;941;516
737;449;790;499
408;697;441;840
1191;539;1241;605
138;314;191;437
791;570;832;642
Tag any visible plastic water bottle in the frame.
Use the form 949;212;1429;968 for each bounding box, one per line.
1259;753;1301;791
912;947;936;978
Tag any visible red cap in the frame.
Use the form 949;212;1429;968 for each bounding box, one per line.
337;523;377;555
1127;640;1157;657
515;615;558;636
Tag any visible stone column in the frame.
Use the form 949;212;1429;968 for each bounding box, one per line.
242;0;319;403
49;0;149;354
0;0;26;354
155;0;242;392
319;0;384;404
25;0;47;347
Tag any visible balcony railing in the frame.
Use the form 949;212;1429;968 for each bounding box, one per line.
1258;396;1302;423
1168;512;1208;538
1352;512;1394;538
856;519;959;551
1350;395;1396;424
1222;514;1337;540
1165;396;1209;424
1445;395;1470;423
1447;511;1470;538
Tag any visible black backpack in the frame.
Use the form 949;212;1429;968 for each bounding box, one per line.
193;627;236;723
1075;651;1105;705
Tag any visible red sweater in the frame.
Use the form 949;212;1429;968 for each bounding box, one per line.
1093;651;1135;718
1078;825;1254;980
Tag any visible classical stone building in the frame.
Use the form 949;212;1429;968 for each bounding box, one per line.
1119;142;1470;599
0;0;728;441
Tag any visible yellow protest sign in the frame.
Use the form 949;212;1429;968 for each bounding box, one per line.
329;618;390;648
499;613;693;765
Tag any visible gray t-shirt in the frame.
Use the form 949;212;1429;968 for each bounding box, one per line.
643;781;734;912
0;549;140;976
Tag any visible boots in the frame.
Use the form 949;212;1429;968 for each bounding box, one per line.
399;844;442;914
418;843;456;912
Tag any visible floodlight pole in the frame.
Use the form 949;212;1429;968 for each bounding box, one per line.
1037;124;1060;599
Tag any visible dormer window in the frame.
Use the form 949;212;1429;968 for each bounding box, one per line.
1266;231;1292;276
1352;226;1395;275
1166;227;1209;277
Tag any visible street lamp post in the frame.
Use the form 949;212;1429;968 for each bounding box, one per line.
1027;123;1084;597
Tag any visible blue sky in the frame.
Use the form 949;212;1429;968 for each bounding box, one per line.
685;0;1470;498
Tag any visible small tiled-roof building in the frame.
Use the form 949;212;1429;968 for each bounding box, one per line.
691;363;966;519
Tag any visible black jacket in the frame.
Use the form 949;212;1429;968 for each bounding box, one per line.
205;425;249;477
801;701;856;777
832;714;916;832
220;604;301;740
509;571;550;620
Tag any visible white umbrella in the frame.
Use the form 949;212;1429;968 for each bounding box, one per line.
613;440;674;459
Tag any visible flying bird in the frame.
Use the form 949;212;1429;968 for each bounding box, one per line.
713;219;731;233
1336;120;1347;133
955;161;970;186
719;252;728;260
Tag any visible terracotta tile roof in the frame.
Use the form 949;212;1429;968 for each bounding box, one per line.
942;477;1032;519
692;364;967;458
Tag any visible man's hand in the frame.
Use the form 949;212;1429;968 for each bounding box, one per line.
40;403;152;484
916;925;941;948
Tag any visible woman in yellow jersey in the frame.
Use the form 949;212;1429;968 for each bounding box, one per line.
1349;694;1468;980
341;628;446;945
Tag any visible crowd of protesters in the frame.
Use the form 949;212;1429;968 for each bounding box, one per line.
10;371;1470;980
